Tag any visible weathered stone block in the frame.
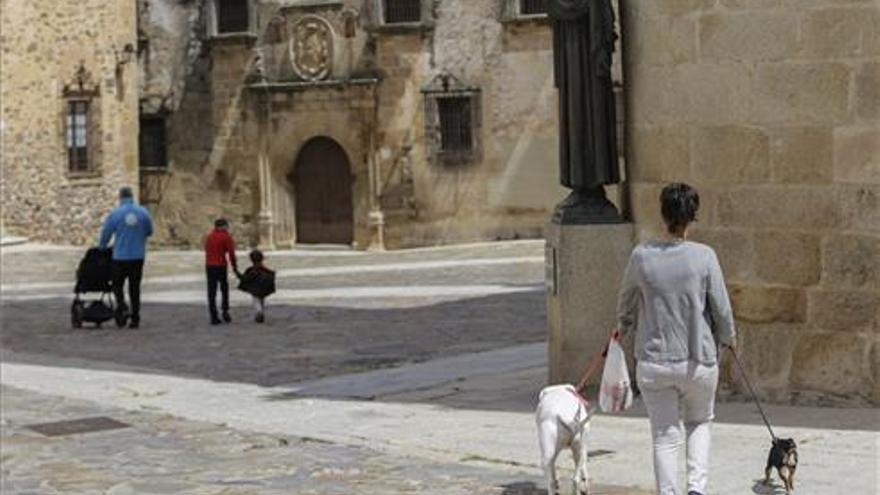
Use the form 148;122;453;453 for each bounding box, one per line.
729;284;807;324
838;184;880;233
629;126;690;182
699;13;798;62
801;8;876;59
808;289;880;333
629;182;664;234
856;62;880;121
730;323;801;392
688;227;753;282
717;187;841;230
680;63;755;124
645;0;715;16
629;15;696;66
790;332;871;397
692;126;770;184
822;234;880;290
628;66;691;124
833;127;880;184
754;231;821;286
769;127;833;184
754;63;852;124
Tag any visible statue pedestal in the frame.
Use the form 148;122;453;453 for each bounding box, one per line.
546;222;634;386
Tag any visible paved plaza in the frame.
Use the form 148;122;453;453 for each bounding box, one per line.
1;241;878;494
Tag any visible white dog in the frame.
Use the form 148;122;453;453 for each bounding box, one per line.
535;384;593;495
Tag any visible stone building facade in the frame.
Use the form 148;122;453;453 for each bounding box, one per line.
0;0;877;404
0;0;140;244
624;0;879;405
136;0;570;249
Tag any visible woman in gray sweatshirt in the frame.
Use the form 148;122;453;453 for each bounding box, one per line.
616;183;736;495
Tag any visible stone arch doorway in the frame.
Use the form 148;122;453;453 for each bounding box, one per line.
290;136;354;245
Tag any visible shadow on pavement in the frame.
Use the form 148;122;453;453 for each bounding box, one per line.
498;481;546;495
751;478;784;494
1;291;545;388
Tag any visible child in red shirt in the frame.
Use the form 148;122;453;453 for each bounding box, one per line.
204;218;238;324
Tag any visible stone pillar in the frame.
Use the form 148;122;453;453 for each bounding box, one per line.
257;152;276;250
546;222;634;386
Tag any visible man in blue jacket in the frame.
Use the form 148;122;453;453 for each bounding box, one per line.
99;187;153;328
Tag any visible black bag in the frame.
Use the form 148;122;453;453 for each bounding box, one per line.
238;267;276;299
82;300;115;322
75;247;113;293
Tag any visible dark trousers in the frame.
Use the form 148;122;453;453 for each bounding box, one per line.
112;259;144;319
206;265;229;319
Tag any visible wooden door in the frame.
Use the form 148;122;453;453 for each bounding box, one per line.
292;137;353;245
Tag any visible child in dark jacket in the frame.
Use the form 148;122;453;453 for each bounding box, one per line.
237;250;275;323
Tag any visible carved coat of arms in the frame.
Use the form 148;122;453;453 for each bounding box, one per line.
290;16;334;81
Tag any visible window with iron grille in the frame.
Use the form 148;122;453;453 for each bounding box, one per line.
216;0;249;34
437;97;473;153
139;117;168;169
383;0;421;24
66;100;90;172
520;0;548;15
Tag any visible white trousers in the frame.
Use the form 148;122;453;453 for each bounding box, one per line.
636;361;719;495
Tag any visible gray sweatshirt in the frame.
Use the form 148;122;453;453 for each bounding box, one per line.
617;240;735;365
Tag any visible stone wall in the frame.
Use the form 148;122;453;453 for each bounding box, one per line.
623;0;880;405
375;0;565;247
0;0;139;245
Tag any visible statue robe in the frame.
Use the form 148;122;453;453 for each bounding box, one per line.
550;0;619;190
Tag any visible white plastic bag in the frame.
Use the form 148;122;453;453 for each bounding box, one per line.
598;339;634;413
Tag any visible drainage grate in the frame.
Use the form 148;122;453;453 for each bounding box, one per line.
587;449;615;458
25;416;130;437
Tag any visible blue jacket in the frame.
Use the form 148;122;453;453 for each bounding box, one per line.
99;198;153;260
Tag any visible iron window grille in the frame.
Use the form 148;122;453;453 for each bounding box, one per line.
422;73;481;166
520;0;548;15
139;117;168;169
216;0;250;34
383;0;421;24
66;100;90;172
437;97;473;153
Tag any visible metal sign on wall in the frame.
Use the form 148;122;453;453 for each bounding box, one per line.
545;244;557;295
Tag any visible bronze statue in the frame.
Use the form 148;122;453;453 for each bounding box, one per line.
550;0;621;224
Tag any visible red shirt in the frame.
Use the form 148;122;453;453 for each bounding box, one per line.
204;228;237;268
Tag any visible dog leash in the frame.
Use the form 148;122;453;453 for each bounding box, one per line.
574;346;608;393
729;347;777;441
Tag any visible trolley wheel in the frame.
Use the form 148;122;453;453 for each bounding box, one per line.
71;301;84;329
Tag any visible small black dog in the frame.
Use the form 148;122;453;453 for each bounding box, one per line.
764;438;798;493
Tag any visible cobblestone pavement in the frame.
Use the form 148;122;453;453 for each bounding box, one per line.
1;386;559;495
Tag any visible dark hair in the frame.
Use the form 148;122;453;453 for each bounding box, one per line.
250;249;264;263
660;182;699;235
214;218;228;228
119;186;133;199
